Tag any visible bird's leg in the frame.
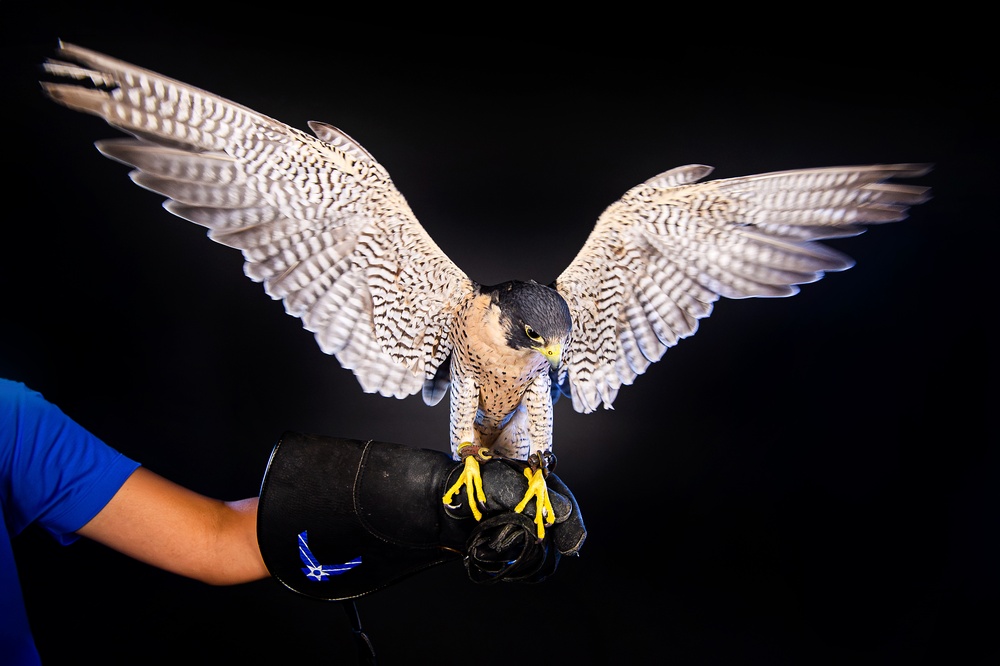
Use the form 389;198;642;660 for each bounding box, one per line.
514;451;555;540
442;443;493;521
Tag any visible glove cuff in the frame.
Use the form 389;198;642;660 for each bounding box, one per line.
256;431;467;600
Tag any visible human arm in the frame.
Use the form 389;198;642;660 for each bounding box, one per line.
2;378;269;586
76;467;268;585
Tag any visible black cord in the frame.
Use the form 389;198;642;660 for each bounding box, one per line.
344;599;377;666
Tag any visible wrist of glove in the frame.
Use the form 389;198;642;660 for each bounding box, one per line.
257;431;586;601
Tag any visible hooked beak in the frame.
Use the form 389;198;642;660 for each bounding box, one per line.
538;342;562;370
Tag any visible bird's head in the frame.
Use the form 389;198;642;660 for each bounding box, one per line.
490;280;572;369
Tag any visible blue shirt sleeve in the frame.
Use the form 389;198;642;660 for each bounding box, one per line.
0;379;141;545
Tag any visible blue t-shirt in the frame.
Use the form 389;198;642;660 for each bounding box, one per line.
1;379;140;666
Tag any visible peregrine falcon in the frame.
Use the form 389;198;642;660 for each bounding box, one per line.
40;42;932;539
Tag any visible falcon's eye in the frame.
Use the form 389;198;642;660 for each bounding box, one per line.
524;325;542;342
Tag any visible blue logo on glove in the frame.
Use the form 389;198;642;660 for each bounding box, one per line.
298;530;361;581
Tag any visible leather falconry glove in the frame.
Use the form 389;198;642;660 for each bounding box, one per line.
256;431;586;600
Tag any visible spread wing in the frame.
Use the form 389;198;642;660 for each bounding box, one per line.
553;163;932;414
41;41;475;402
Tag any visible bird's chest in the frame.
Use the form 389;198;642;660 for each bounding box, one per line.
452;295;546;419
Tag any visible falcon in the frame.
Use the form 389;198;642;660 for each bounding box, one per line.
39;41;931;540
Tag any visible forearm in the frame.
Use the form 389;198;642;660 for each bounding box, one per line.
77;468;269;585
207;496;268;585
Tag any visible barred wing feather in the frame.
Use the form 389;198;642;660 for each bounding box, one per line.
554;163;932;414
42;41;474;402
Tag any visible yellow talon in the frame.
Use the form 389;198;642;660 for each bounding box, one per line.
442;445;489;521
514;466;555;540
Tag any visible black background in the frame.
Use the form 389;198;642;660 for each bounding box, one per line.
2;5;995;665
